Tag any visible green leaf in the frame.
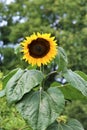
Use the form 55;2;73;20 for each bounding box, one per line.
16;87;65;130
0;89;5;97
46;119;84;130
75;71;87;81
59;84;87;101
2;68;19;89
6;69;44;104
55;47;68;71
63;69;87;96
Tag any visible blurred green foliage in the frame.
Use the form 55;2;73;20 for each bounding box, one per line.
0;97;31;130
64;101;87;130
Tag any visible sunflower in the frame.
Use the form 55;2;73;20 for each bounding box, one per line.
21;32;58;66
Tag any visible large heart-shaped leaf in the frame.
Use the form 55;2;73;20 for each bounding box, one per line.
16;87;65;130
6;69;44;104
59;84;87;101
63;69;87;96
46;119;84;130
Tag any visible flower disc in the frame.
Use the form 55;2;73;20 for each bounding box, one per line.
21;33;58;66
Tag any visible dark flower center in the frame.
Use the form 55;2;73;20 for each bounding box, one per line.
28;38;50;58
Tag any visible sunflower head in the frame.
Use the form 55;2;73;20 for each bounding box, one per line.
21;32;58;66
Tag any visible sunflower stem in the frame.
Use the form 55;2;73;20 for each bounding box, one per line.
39;86;42;103
40;66;42;72
40;64;44;73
